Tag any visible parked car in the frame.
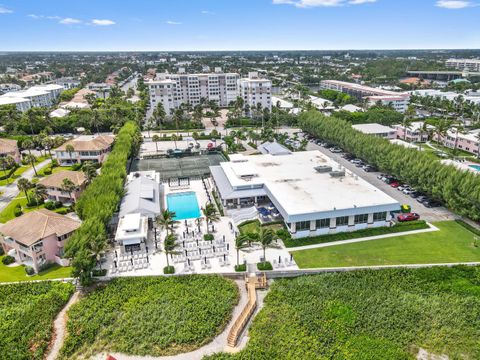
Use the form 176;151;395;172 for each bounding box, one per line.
350;159;362;165
416;195;429;203
397;185;410;192
409;191;422;198
423;199;442;208
330;147;343;153
397;213;420;222
384;177;397;185
390;181;401;188
362;165;376;172
403;188;415;195
342;153;354;160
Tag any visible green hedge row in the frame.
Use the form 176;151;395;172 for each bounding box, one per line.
283;220;430;248
65;121;140;284
300;111;480;220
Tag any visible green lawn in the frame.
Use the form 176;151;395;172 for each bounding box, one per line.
0;156;50;185
292;221;480;268
238;219;284;234
0;256;72;282
38;164;76;177
0;192;69;223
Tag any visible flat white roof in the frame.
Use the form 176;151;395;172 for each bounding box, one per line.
352;123;396;134
216;151;399;219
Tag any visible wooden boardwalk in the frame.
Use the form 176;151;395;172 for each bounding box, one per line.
227;273;267;348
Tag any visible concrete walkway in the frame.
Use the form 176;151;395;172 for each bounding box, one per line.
0;158;51;212
288;223;439;252
92;280;249;360
46;291;80;360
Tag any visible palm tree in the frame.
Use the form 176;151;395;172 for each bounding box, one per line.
257;228;275;266
152;134;160;153
164;233;179;269
153;102;166;128
201;203;220;233
195;217;203;233
42;137;54;159
66;144;75;165
22;139;38;176
171;134;178;149
61;178;76;203
235;234;249;266
89;236;107;270
82;162;97;184
156;210;177;235
33;183;48;205
17;178;32;203
402;105;416;141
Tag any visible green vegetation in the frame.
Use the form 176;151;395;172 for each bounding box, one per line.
65;121;141;285
206;266;480;359
284;221;429;248
58;87;80;102
300;111;480;220
318;89;354;106
257;261;273;271
60;276;238;359
238;219;284;235
335;107;404;126
0;281;74;359
292;221;480;268
0;192;68;223
0;256;73;282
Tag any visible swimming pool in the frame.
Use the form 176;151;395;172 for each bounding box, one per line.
468;164;480;172
166;192;201;220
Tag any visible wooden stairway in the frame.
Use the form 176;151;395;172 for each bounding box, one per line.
227;273;268;348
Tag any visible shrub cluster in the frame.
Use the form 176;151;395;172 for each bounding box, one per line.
2;255;15;265
300;111;480;220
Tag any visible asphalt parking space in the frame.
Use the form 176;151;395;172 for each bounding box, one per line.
306;141;457;223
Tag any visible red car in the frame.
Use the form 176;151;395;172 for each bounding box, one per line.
390;181;401;188
397;213;420;222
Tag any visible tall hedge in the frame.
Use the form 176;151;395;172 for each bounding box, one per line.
65;121;140;284
299;111;480;220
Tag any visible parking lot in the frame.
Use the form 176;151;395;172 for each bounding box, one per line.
305;140;457;223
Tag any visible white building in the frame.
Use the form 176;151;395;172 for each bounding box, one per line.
148;71;272;115
115;213;149;253
210;151;399;239
86;83;111;99
238;72;272;111
446;58;480;72
320;80;410;113
0;83;21;95
56;77;81;90
119;171;162;220
352;123;397;139
0;84;63;111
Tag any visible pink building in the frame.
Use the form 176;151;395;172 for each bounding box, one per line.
0;138;21;163
38;170;87;204
393;122;433;143
54;134;114;166
435;129;480;155
0;209;81;273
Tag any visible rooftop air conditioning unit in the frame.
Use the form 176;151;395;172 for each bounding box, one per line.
329;170;346;178
314;165;333;173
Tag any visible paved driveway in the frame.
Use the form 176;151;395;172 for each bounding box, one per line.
306;141;456;222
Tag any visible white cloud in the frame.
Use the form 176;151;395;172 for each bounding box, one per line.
91;19;116;26
166;20;182;25
201;10;215;15
435;0;471;8
272;0;376;7
0;6;12;14
59;17;82;25
27;14;42;19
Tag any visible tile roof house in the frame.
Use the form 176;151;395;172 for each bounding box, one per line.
38;170;87;204
0;209;81;273
0;138;21;163
54;135;115;166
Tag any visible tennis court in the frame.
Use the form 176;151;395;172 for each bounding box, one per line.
131;153;226;181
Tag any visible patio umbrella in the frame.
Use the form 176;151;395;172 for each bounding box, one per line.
199;248;202;254
146;255;149;263
223;235;225;242
183;241;185;247
185;219;188;226
114;260;117;268
115;250;117;258
130;248;133;256
279;256;281;263
212;224;215;232
290;254;293;261
213;246;215;252
155;240;158;249
130;258;133;265
204;257;207;264
146;246;149;253
187;258;190;266
223;254;226;261
183;232;185;238
185;249;188;256
186;227;189;234
196;239;199;246
227;244;229;251
192;230;195;237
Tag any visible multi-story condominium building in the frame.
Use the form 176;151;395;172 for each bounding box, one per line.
148;71;272;114
38;170;87;204
392;121;434;143
54;134;115;166
148;71;239;114
0;84;64;112
239;72;272;111
0;209;81;273
56;77;81;90
86;82;111;99
0;83;21;95
320;80;410;113
435;128;480;155
446;58;480;72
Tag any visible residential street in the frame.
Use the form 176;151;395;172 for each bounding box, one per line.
0;158;51;213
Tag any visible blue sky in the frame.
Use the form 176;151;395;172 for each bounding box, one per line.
0;0;479;51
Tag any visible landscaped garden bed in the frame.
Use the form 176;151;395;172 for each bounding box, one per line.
60;275;238;359
0;281;74;359
206;266;480;359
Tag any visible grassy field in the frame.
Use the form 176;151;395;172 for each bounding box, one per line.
0;281;74;359
206;266;480;360
292;221;480;268
0;156;50;186
0;256;72;282
60;276;239;359
0;192;68;223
